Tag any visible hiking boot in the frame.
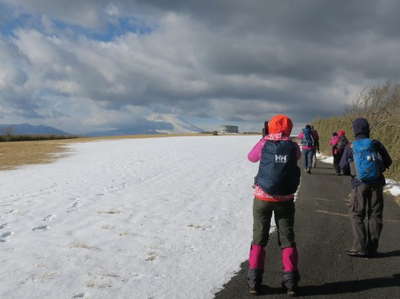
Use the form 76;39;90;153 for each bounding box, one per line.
282;271;299;297
345;249;368;257
286;286;298;297
248;285;260;295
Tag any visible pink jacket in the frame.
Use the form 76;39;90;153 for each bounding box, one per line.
329;135;340;146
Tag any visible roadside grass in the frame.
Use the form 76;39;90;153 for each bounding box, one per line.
0;133;222;171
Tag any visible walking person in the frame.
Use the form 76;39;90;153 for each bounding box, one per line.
247;114;301;296
336;130;349;174
329;132;341;174
339;118;392;257
297;124;315;174
311;126;320;168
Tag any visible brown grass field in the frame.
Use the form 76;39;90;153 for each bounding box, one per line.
0;133;224;171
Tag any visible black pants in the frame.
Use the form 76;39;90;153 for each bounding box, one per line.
333;152;342;174
252;198;296;248
349;183;384;253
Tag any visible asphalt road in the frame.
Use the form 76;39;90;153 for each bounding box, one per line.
214;161;400;298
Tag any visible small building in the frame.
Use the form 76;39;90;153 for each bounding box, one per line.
220;125;239;134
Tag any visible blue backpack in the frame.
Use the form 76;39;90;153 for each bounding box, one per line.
352;138;382;183
301;128;315;147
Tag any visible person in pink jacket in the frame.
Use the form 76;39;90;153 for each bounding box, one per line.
329;130;348;175
247;114;301;296
329;132;340;174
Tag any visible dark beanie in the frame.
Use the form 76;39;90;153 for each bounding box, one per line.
352;118;370;137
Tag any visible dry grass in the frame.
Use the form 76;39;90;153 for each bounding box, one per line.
0;133;214;171
0;140;70;171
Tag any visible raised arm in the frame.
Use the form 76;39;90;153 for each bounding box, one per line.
248;138;266;162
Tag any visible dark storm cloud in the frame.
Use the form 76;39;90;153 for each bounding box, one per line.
2;0;400;132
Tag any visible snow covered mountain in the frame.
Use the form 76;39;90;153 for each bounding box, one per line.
147;114;203;134
87;114;204;137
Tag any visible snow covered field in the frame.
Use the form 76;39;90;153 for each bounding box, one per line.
0;136;262;299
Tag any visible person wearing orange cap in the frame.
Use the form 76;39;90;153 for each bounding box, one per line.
247;114;301;296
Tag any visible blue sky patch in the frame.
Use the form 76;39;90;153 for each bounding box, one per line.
52;17;155;41
0;2;155;41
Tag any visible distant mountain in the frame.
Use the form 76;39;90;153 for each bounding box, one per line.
147;114;203;134
0;123;71;135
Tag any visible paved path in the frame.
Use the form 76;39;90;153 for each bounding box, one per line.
214;161;400;298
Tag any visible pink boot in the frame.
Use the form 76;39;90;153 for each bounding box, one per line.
281;247;300;295
247;244;265;293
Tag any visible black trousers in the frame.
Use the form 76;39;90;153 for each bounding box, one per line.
333;152;342;174
349;183;384;253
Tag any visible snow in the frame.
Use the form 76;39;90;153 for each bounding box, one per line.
316;152;333;164
0;135;264;299
385;179;400;197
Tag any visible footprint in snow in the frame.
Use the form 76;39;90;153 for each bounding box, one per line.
0;231;14;242
32;225;49;231
67;201;80;213
0;223;8;229
72;293;86;298
43;215;56;222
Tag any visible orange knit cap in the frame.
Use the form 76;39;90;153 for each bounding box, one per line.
267;114;293;137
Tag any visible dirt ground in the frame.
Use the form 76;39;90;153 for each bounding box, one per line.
0;134;215;171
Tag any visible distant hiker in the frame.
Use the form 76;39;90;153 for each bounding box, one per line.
340;118;392;257
329;130;348;175
247;114;301;296
311;126;320;168
337;130;349;174
329;132;341;174
297;124;315;174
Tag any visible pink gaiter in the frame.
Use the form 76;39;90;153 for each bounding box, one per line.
248;244;265;269
281;247;298;272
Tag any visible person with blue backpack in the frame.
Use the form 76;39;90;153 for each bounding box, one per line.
339;118;392;257
297;124;315;174
247;114;301;296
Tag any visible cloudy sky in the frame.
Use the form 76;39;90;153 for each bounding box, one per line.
1;0;399;134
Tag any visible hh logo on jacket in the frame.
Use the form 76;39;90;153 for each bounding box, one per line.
275;154;288;163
